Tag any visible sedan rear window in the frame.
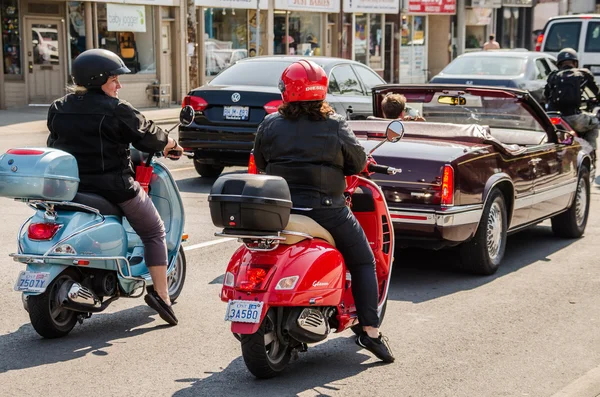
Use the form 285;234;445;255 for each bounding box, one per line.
209;61;292;87
544;21;581;52
441;56;526;77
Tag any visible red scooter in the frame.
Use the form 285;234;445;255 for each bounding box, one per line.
209;120;405;378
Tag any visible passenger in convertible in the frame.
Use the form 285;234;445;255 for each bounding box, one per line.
381;93;426;121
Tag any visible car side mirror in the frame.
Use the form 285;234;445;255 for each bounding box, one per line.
386;120;405;143
180;105;195;126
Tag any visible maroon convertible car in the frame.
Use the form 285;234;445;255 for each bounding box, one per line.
349;84;594;275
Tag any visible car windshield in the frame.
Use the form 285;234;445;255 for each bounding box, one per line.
209;61;292;86
442;56;527;77
389;90;544;132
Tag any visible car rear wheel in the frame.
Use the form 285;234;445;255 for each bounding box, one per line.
551;166;590;238
459;188;507;275
193;160;224;178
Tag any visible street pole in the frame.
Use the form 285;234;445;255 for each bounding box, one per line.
256;0;260;56
456;0;466;56
558;0;569;15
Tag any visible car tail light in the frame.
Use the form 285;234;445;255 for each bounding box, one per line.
28;223;61;240
535;34;544;51
441;165;454;206
248;151;258;174
237;265;273;292
550;117;562;125
264;100;282;114
580;15;593;19
182;95;208;112
367;131;386;139
6;149;45;155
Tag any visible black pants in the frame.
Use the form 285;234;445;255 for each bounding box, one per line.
292;206;380;327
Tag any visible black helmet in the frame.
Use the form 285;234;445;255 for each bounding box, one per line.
557;48;578;65
72;49;130;87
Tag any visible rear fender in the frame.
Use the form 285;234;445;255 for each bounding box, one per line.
230;303;269;335
482;174;515;226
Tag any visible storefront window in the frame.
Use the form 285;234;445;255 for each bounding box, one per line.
400;15;427;83
1;0;21;75
205;8;250;77
354;14;367;64
274;12;321;56
369;14;383;70
97;4;156;74
501;7;519;49
67;2;87;64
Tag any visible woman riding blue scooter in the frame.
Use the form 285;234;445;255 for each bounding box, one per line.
46;49;183;325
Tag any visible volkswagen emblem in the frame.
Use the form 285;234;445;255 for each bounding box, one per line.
231;93;241;102
466;81;474;85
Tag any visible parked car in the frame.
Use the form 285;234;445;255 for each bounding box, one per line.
179;56;386;177
348;84;593;275
536;14;600;82
430;50;557;106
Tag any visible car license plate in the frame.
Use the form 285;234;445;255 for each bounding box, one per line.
14;271;51;293
223;106;249;121
225;300;264;323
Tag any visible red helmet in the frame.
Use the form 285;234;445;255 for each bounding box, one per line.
279;60;328;103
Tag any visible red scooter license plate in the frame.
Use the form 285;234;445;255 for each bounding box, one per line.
225;300;264;324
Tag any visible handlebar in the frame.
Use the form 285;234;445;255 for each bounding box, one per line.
367;163;401;175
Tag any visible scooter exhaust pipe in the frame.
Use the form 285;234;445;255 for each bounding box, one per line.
60;282;105;313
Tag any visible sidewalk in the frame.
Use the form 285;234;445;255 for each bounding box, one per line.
0;105;181;134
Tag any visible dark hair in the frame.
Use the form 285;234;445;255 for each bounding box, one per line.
489;34;495;40
381;93;406;119
278;100;335;121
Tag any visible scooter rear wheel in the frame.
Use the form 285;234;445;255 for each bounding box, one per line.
28;268;78;339
240;309;291;379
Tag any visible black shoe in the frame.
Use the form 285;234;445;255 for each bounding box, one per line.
356;332;395;363
144;291;178;326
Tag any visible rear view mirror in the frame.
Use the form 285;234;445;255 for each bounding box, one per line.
386;120;404;143
180;105;195;126
438;95;466;106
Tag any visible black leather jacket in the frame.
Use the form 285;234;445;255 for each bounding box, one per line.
544;66;600;115
47;90;169;203
253;113;367;209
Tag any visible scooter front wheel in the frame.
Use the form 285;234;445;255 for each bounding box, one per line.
28;268;78;339
240;309;291;379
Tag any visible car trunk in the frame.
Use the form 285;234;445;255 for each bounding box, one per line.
430;75;519;88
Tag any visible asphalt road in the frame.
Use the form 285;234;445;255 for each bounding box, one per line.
0;124;599;397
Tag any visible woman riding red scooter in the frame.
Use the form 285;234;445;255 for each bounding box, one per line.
253;59;394;363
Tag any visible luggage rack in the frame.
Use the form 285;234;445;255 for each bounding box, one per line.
215;229;313;251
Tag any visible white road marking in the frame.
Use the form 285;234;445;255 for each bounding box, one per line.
183;238;235;251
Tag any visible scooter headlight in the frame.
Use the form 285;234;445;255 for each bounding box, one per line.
223;271;235;287
275;276;299;290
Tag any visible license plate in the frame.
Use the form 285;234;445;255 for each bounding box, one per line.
223;106;249;121
14;271;51;293
225;300;264;323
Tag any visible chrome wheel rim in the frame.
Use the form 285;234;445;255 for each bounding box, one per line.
167;253;184;297
575;178;588;227
263;314;287;364
486;201;503;261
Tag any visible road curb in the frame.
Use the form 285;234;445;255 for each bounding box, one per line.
551;366;600;397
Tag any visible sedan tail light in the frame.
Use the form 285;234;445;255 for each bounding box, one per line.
264;100;282;114
28;223;61;240
550;117;562;125
535;34;544;51
182;95;208;112
440;165;454;206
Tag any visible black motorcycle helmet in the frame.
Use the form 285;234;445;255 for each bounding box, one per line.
557;48;578;66
72;49;130;88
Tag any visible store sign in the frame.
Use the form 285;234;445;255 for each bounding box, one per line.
274;0;340;13
195;0;268;9
466;0;501;7
407;0;456;14
501;0;532;6
92;0;178;5
107;4;146;32
343;0;400;14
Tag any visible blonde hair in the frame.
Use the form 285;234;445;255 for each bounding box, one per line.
66;84;88;95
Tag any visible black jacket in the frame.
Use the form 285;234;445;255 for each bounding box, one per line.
253;113;367;209
544;66;600;115
47;90;168;203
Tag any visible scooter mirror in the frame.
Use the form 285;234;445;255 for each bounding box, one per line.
180;106;195;127
386;120;405;143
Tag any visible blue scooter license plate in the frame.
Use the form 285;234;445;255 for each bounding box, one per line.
225;300;264;323
14;271;51;293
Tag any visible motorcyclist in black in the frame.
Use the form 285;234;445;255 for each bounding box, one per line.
47;49;183;325
253;60;394;363
545;48;599;158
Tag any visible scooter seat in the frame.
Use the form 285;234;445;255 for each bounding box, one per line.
71;192;124;217
281;215;336;247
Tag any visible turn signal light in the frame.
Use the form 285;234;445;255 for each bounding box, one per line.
441;165;454;206
28;223;61;240
248;151;258;174
535;34;544;51
264;100;282;114
550;117;562;125
182;95;208;112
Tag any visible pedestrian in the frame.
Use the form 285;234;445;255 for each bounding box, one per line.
253;59;395;363
46;49;183;325
483;34;500;50
381;93;425;121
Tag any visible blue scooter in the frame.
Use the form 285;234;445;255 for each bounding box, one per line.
1;106;194;338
